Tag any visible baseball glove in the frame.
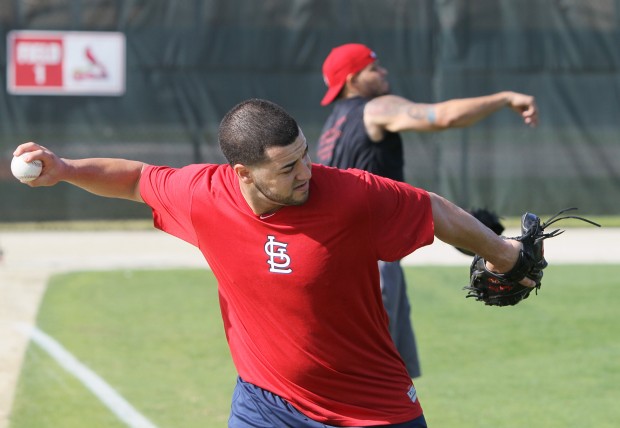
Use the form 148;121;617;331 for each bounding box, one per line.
464;208;600;306
455;208;505;256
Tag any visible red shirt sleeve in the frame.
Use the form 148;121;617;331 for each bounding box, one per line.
362;171;434;261
139;164;205;246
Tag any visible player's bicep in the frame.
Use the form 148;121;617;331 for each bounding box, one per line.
131;164;147;203
365;96;440;134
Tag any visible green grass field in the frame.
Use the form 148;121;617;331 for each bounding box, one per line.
10;265;620;428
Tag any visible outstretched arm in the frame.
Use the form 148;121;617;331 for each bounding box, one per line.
13;142;146;203
428;191;534;287
364;91;537;139
432;91;538;128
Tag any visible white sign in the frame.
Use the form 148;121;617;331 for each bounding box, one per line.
7;30;126;96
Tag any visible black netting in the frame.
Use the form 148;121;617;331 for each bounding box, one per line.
1;0;619;221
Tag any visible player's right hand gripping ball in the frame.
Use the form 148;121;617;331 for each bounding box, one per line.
464;208;600;306
11;154;42;182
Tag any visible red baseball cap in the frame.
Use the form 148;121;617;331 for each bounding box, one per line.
320;43;377;106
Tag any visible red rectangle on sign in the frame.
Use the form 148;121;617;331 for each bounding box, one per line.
12;36;64;88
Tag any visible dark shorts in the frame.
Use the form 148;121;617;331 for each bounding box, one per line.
228;377;427;428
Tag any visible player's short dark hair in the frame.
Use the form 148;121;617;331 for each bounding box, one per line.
219;98;300;166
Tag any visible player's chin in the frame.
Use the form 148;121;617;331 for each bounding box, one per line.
291;185;310;205
297;191;310;204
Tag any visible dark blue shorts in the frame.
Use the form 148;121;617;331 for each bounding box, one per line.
228;377;427;427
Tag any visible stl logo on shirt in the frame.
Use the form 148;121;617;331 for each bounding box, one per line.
264;235;292;274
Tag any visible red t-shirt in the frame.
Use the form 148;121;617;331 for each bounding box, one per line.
140;163;434;426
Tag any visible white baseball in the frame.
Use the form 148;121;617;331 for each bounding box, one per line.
11;154;43;182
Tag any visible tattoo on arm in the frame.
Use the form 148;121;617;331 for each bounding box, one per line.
407;104;436;124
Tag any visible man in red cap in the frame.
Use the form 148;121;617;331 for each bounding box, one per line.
317;42;538;379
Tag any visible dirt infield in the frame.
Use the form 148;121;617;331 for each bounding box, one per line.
0;226;615;427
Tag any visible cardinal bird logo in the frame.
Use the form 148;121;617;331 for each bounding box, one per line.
73;46;108;80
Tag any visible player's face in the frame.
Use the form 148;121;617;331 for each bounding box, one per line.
354;61;390;98
249;130;312;213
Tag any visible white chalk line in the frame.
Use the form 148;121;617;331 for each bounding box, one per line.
15;323;158;428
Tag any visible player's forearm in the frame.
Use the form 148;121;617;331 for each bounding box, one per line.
13;143;145;202
62;158;145;202
429;192;517;272
433;92;512;128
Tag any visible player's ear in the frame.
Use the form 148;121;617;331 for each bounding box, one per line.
233;164;254;184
